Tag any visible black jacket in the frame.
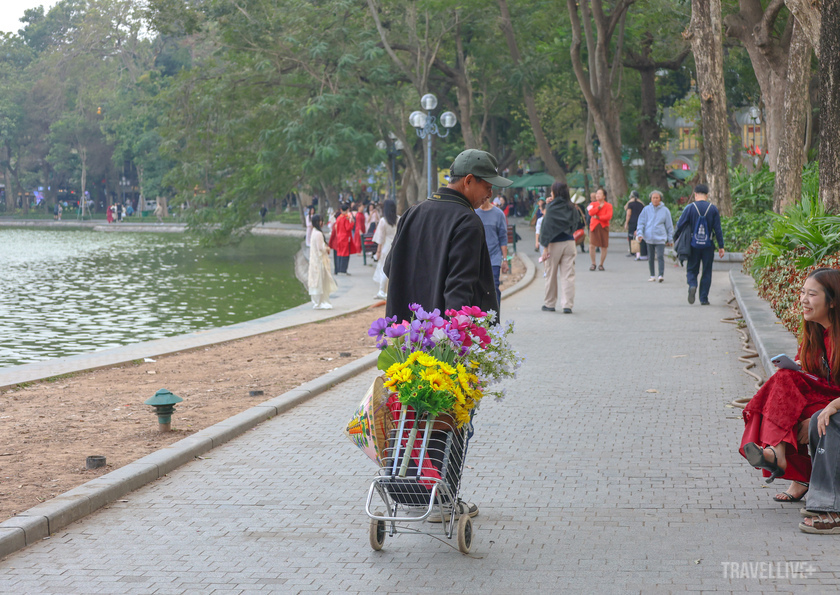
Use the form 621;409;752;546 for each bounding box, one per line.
384;187;498;323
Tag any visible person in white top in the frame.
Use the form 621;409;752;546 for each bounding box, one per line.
307;214;338;309
372;199;398;300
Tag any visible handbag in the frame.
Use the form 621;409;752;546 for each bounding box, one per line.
630;238;641;253
573;228;585;245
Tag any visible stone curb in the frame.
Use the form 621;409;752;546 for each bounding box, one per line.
729;270;798;378
0;351;380;559
0;253;536;560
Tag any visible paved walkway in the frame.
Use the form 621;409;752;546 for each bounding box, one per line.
3;225;839;593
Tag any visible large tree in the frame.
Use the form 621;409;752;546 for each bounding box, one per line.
498;0;566;182
820;0;840;212
685;0;732;216
567;0;633;202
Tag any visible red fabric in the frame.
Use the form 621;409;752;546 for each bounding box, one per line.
328;214;354;257
587;201;613;231
740;368;840;482
350;212;365;254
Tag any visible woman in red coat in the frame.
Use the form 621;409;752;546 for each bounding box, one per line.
740;268;840;502
350;202;366;255
328;203;354;275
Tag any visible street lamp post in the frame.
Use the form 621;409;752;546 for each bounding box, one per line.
375;134;404;201
409;93;457;196
120;176;128;207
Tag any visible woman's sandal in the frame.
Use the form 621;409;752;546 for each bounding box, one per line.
598;265;605;271
774;482;809;502
799;512;840;534
744;442;785;483
589;264;597;271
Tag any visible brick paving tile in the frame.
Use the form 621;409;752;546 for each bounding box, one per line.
3;238;840;592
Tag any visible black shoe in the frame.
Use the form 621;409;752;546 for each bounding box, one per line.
700;300;710;306
744;442;785;483
541;306;555;312
625;253;635;257
563;308;572;314
688;286;696;304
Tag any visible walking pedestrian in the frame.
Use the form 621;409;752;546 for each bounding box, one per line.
624;190;646;259
260;205;268;225
372;199;398;300
384;148;513;520
307;214;337;310
350;202;366;255
328;203;354;275
539;181;582;314
674;184;725;305
475;192;508;319
634;190;673;283
587;187;613;270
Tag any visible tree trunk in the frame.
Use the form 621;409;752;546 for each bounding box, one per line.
498;0;566;182
820;0;840;212
567;0;632;203
723;2;795;172
772;18;811;213
585;110;598;194
785;0;821;58
686;0;733;216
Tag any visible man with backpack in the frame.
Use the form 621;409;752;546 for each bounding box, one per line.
675;184;725;305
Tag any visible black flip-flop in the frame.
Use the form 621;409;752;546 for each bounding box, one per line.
774;489;808;502
744;442;784;483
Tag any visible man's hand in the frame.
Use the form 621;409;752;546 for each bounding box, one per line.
718;248;725;259
501;260;509;274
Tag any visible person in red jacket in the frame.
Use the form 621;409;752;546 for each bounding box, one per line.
586;187;613;271
350;202;366;255
328;203;354;274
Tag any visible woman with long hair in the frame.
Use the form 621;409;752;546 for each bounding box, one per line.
741;268;840;503
539;182;583;314
307;214;337;310
372;199;398;300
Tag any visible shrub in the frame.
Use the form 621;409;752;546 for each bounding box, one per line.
743;241;840;334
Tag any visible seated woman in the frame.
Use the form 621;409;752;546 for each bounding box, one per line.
740;268;840;502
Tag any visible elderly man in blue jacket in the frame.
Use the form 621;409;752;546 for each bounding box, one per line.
675;184;726;305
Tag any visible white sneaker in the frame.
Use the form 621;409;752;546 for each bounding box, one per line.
318;303;333;310
658;276;664;283
648;276;656;282
374;292;387;300
426;500;479;523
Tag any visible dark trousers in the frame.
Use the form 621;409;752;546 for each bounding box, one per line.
492;265;501;320
334;253;349;274
687;247;715;302
807;411;840;512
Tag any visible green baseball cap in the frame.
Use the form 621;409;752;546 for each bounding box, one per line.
449;149;513;188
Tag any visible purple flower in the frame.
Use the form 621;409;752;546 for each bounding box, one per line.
385;325;408;339
368;317;390;338
408;303;421;313
376;338;388;349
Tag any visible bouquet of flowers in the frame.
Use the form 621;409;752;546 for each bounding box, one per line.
367;304;523;476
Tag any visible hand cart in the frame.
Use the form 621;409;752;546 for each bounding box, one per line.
365;412;474;553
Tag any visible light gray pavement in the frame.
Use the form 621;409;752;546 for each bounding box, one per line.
3;222;839;593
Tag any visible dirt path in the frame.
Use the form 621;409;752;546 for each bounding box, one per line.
0;256;526;521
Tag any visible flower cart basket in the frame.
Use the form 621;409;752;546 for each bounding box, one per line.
364;402;474;554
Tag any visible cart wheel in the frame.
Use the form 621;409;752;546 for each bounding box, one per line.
457;514;472;554
369;517;386;551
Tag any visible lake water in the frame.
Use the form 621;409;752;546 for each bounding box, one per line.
0;228;307;367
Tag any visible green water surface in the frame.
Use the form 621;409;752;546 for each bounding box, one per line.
0;229;306;367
